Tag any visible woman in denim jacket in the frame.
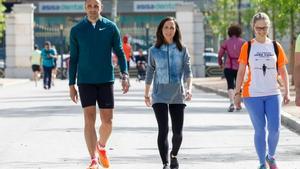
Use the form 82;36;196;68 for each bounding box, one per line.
144;17;193;169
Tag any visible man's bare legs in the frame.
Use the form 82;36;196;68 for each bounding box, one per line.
99;109;113;146
83;106;113;168
83;106;98;158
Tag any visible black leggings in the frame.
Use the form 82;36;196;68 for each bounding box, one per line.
224;68;238;90
152;103;186;165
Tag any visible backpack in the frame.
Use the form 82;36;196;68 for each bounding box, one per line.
247;40;279;71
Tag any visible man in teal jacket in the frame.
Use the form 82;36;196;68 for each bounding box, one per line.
68;0;129;168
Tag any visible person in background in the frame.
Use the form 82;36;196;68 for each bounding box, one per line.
41;41;56;90
30;44;42;87
51;45;58;86
234;12;290;169
218;24;245;112
135;48;147;80
122;35;133;70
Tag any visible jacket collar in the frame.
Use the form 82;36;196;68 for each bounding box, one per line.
83;16;103;25
160;43;177;51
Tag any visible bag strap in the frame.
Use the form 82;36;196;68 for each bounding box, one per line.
247;41;251;67
272;40;279;72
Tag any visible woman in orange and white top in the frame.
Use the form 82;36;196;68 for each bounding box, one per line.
234;12;290;169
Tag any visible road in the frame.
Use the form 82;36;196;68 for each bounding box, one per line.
0;79;299;169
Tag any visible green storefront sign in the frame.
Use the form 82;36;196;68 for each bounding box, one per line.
39;2;84;13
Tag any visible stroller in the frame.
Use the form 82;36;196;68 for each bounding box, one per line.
136;60;146;81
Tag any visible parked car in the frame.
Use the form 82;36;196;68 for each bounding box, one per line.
0;59;5;78
203;52;223;77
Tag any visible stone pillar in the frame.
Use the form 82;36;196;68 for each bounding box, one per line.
5;4;35;78
176;3;205;77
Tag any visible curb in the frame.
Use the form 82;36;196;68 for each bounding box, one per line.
193;83;300;135
0;79;30;88
281;111;300;135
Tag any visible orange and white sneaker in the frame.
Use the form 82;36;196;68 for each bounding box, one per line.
96;145;110;168
86;158;99;169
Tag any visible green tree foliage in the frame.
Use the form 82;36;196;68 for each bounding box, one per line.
205;0;238;40
0;0;5;39
252;0;300;38
206;0;300;39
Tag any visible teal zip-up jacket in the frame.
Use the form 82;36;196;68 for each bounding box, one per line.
69;16;128;85
41;48;55;67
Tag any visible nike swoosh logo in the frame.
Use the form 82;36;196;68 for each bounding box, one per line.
99;27;106;31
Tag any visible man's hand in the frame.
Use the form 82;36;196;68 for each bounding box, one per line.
69;85;78;104
121;74;129;94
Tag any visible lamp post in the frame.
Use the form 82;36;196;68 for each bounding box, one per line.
112;0;118;23
238;0;242;25
145;23;149;49
59;24;64;80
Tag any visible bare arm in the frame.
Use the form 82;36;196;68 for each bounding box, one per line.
235;63;247;94
186;78;192;92
278;66;290;105
144;84;152;107
233;63;246;108
185;77;192;101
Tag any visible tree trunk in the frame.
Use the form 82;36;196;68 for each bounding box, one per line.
289;9;295;85
238;0;242;25
111;0;117;23
272;7;276;40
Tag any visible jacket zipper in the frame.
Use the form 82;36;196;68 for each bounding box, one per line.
167;44;170;83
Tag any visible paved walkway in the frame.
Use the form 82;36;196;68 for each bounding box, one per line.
1;79;300;169
193;77;300;134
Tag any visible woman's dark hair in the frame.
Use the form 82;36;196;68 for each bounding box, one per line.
155;17;183;51
227;24;242;37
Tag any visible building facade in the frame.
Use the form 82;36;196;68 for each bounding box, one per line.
4;0;212;52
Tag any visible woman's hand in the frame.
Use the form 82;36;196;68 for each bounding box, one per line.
144;95;152;107
283;93;290;105
185;89;192;101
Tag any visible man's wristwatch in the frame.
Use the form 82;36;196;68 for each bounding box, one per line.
121;73;128;81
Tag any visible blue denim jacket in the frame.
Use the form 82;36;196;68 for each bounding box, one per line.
145;43;193;104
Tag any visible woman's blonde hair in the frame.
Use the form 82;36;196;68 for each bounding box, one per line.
251;12;271;29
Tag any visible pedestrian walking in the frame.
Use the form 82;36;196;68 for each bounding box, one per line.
30;44;42;87
218;24;245;112
51;45;58;86
41;41;56;90
122;35;133;70
135;48;147;81
144;16;193;169
234;12;290;169
294;34;300;106
68;0;129;168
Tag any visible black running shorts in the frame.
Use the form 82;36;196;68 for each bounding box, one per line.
31;64;41;72
224;68;238;90
78;82;114;109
